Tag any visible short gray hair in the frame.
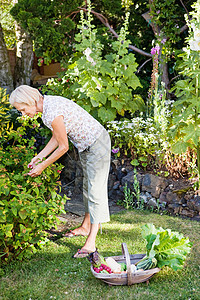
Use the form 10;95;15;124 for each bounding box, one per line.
9;85;41;106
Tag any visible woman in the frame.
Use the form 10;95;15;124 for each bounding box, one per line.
9;85;111;258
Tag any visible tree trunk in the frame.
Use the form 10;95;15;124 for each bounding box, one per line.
160;61;170;90
14;22;34;87
0;23;14;94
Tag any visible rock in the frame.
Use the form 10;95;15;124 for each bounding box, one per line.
121;171;143;191
193;215;200;221
62;159;76;181
113;181;120;190
111;159;121;173
145;192;153;200
139;192;149;204
179;209;195;218
159;191;167;203
108;174;117;190
147;198;158;208
168;203;181;215
117;168;127;181
109;189;124;200
166;191;179;204
142;174;168;198
187;196;200;212
74;161;83;189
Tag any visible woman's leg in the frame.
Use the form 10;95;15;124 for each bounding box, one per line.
68;151;91;236
80;130;111;251
70;212;90;236
82;223;99;252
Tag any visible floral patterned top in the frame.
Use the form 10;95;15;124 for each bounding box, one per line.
42;95;104;152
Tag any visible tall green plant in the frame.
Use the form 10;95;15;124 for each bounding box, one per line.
170;0;200;185
44;0;144;123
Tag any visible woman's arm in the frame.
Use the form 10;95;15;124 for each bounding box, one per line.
29;134;59;168
28;116;69;177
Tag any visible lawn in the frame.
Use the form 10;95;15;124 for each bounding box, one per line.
0;210;199;300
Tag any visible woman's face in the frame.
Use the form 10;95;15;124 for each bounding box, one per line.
14;102;37;118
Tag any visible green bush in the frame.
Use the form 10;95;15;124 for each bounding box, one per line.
0;88;12;141
0;89;66;263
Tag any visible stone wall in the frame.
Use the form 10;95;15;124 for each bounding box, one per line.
60;153;200;221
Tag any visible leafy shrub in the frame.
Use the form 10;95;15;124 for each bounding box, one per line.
169;1;200;183
0;90;66;263
0;88;12;141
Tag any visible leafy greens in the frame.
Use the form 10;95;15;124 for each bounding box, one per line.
141;223;193;271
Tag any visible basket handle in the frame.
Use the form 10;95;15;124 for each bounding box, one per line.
121;243;132;286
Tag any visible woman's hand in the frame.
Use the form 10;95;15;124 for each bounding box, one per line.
28;156;42;169
27;163;45;177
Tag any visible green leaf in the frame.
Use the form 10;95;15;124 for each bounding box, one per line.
11;206;18;216
171;141;189;154
98;107;116;123
106;85;118;95
110;97;124;111
100;61;113;76
141;223;192;271
130;159;139;166
126;75;142;89
90;98;99;107
5;224;13;237
181;123;200;146
90;91;107;105
19;209;28;220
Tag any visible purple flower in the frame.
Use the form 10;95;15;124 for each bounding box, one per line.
156;10;160;14
161;38;167;44
155;45;160;54
151;47;157;55
112;148;119;154
151;45;160;55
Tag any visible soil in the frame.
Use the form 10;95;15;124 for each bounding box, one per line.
46;212;84;239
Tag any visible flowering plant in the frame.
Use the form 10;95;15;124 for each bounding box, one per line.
0;90;66;263
107;116;163;168
44;0;144;124
170;0;200;185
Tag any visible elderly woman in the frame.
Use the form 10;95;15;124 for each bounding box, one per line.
9;85;111;258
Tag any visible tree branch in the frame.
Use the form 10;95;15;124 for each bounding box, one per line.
137;58;152;73
180;0;190;19
79;7;152;58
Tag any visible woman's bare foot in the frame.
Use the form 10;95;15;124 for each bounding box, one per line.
81;223;99;252
71;226;90;236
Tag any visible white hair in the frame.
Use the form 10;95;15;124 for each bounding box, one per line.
9;85;42;106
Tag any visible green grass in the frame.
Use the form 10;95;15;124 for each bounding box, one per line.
0;210;200;300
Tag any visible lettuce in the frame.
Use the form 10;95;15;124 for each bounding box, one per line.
141;223;193;271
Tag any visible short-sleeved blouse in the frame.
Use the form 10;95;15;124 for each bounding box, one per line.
42;95;104;152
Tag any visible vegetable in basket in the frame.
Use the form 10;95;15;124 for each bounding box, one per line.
137;223;192;271
87;250;126;274
87;249;107;268
87;250;112;274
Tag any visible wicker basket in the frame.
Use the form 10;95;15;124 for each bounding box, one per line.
90;243;160;286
